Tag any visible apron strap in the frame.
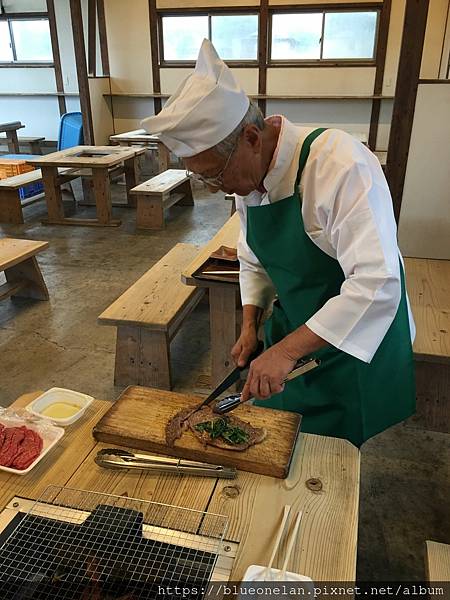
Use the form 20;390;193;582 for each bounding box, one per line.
295;127;328;188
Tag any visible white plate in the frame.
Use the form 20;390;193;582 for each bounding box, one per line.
0;409;64;476
239;565;315;598
26;387;94;426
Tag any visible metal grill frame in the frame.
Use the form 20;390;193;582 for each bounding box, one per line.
0;485;231;599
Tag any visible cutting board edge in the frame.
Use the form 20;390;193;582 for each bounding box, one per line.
92;430;290;479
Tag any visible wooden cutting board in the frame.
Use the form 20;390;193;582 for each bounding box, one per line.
93;386;302;479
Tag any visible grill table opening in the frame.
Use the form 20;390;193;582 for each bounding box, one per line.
0;486;229;600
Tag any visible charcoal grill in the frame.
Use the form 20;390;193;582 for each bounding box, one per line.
0;486;233;599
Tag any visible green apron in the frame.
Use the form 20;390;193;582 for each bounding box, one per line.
247;128;415;447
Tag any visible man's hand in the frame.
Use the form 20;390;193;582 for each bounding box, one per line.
240;324;328;403
241;341;297;402
231;325;259;368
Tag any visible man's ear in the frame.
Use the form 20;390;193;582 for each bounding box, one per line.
242;124;262;154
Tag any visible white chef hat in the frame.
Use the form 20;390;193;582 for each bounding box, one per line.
141;39;249;157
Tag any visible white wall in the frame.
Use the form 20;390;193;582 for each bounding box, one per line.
398;83;450;259
0;0;80;142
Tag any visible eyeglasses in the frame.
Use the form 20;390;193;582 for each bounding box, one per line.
185;135;239;188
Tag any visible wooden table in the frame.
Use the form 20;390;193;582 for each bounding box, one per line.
110;129;171;173
0;121;24;153
182;213;241;387
28;145;146;227
0;238;49;302
0;391;360;582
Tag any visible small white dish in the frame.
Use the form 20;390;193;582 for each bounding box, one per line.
26;387;94;426
0;409;64;476
239;565;315;598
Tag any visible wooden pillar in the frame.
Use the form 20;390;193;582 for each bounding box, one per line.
70;0;94;145
368;0;392;151
47;0;67;116
258;0;269;117
148;0;162;114
386;0;430;223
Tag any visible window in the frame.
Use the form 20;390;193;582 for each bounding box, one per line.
270;10;379;62
0;18;53;63
160;13;259;63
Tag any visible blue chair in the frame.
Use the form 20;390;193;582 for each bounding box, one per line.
57;112;84;151
3;111;84;159
2;112;84;201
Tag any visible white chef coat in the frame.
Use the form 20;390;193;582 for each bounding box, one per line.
235;116;415;363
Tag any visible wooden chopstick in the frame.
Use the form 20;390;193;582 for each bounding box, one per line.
263;504;291;581
278;510;303;580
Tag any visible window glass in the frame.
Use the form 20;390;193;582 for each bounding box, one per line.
323;11;377;59
0;22;14;61
11;19;53;61
271;13;322;60
211;15;258;60
162;16;208;61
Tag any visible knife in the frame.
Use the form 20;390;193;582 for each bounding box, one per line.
183;340;265;421
213;357;321;414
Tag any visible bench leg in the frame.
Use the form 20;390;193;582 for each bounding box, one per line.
209;286;238;389
139;329;172;390
29;141;43;155
5;256;49;301
6;131;20;154
176;180;194;206
136;195;164;230
157;143;170;173
0;189;24;224
114;326;172;390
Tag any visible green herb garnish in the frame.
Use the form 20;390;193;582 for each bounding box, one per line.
194;417;249;445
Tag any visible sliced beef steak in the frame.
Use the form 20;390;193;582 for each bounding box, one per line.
187;407;266;451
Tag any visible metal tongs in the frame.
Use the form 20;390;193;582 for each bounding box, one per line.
213;356;321;414
95;448;236;479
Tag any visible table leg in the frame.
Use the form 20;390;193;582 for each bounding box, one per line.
157;143;170;173
5;256;49;301
209;286;238;389
93;168;116;225
124;156;139;207
41;166;65;222
6;130;20;153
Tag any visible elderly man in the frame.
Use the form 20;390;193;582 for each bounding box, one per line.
142;40;415;447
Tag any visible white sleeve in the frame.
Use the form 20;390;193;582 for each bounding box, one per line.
235;194;276;310
304;143;403;363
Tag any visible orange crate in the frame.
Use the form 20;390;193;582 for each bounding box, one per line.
0;159;35;180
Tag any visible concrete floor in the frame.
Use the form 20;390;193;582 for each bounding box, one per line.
0;178;449;583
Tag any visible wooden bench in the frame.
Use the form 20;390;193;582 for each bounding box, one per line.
98;243;205;390
405;257;450;433
426;541;450;582
130;169;194;230
0;167;77;224
0;136;45;154
0;238;49;302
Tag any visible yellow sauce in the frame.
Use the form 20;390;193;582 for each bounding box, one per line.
40;402;80;419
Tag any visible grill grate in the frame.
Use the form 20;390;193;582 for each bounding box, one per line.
0;486;228;599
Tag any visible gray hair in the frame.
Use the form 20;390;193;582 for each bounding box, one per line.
213;100;265;158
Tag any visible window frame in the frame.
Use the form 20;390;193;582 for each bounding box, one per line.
268;5;381;67
0;14;54;67
157;9;260;68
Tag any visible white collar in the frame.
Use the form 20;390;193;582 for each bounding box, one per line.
262;116;304;200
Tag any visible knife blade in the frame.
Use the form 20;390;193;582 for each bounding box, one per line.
182;340;265;420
